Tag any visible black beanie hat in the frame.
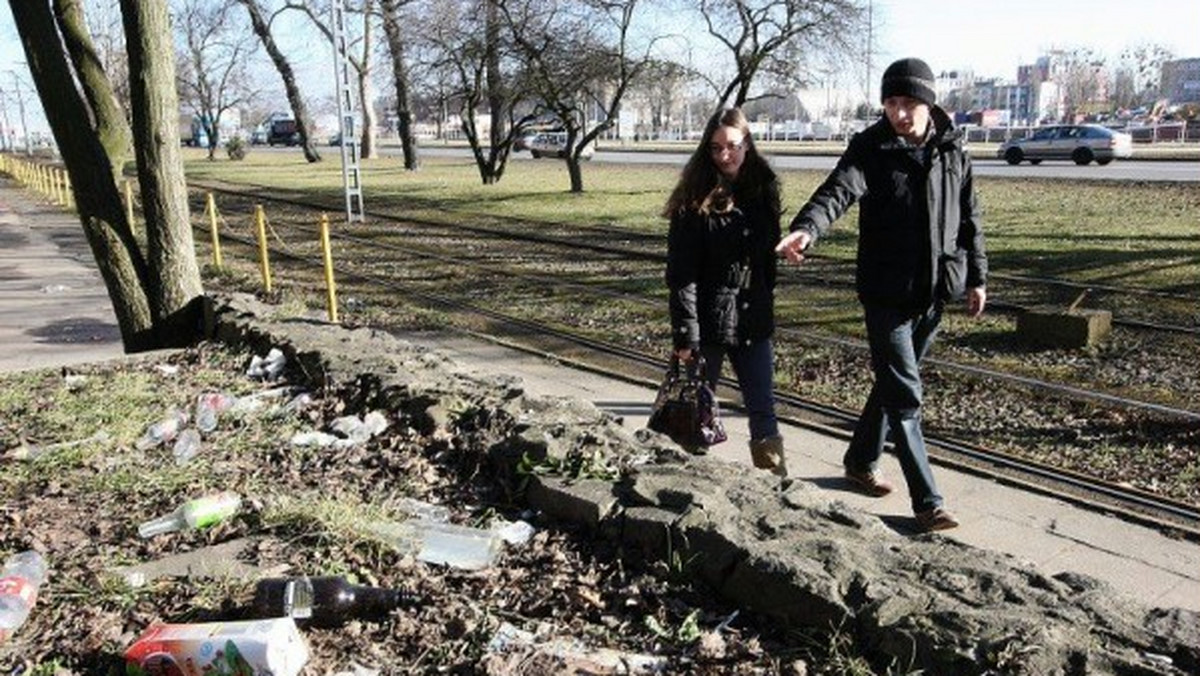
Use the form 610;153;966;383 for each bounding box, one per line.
880;57;936;107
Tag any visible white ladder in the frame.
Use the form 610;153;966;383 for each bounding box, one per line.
332;1;364;222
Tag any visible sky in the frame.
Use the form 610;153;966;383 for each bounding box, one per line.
0;0;1198;134
872;0;1200;81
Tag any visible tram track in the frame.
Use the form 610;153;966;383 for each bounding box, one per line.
187;182;1200;422
190;179;1200;337
196;204;1200;537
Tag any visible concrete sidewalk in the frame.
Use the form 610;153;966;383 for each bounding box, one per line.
2;179;1196;613
0;181;123;372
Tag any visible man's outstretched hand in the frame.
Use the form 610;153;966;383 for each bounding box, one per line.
775;231;813;264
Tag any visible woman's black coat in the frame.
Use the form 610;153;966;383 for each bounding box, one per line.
666;194;780;350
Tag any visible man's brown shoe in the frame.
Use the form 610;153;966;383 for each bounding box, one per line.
915;507;959;532
844;468;894;497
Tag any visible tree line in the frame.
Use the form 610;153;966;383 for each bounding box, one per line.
7;0;867;352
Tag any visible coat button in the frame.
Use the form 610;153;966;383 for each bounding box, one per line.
742;228;750;236
741;302;749;310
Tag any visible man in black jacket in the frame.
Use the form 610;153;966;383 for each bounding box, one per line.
776;57;988;532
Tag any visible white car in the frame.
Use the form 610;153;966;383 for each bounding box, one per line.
528;132;594;160
998;125;1133;166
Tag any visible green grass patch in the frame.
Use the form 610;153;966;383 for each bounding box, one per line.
184;148;1199;294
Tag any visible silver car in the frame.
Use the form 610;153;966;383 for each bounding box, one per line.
528;132;594;160
998;124;1133;166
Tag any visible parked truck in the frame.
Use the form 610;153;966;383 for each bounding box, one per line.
266;118;300;146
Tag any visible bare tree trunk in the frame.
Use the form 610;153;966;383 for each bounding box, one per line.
485;0;503;153
120;0;205;346
357;0;377;159
380;0;418;170
8;0;154;350
237;0;321;162
52;0;133;179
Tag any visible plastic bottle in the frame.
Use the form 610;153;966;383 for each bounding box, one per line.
135;409;189;450
137;491;242;538
251;576;411;628
171;428;202;465
0;550;49;643
365;518;503;570
195;392;237;433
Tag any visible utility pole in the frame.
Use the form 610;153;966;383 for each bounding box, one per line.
0;90;10;152
7;71;31;156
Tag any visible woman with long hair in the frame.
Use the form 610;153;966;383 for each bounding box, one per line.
663;107;787;476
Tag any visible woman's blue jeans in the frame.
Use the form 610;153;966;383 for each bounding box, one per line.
701;339;780;442
844;303;944;513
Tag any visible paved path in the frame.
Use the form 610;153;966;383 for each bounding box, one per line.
2;178;1195;613
0;180;123;372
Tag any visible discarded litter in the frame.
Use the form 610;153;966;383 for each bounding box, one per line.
252;575;412;628
137;491;242;538
229;386;305;415
394;497;453;523
365;518;503;571
290;411;389;449
63;374;89;390
171;428;202;465
124;617;308;676
135;409;189;450
0;550;48;644
330;411;389;443
39;284;70;294
492;518;536;546
485;621;666;673
289;431;340;448
247;347;286;381
195;391;238;433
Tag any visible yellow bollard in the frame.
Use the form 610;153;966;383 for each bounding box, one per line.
319;213;338;323
124;180;136;233
254;204;272;294
206;193;223;269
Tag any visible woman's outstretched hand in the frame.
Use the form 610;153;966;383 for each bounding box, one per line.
775;231;813;264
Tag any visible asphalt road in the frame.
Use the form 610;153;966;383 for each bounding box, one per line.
412;145;1199;182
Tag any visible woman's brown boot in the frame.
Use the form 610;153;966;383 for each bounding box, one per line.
749;435;787;478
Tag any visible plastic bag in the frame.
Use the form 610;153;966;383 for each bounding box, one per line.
646;354;727;449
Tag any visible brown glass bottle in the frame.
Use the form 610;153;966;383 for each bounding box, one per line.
252;576;409;628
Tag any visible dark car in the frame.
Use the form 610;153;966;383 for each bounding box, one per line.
998;124;1132;166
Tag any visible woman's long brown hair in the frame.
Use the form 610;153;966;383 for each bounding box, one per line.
662;107;780;219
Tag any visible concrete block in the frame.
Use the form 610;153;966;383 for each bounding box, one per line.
1016;308;1111;348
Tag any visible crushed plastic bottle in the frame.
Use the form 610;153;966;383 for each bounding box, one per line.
137;491;242;538
365;518;503;571
330;411;389;444
135;409;189;450
247;348;286;381
0;551;48;643
171;428;202;465
195;392;237;433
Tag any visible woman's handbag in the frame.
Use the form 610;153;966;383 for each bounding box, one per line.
647;354;728;449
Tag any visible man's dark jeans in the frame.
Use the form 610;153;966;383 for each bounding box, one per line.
844;303;944;512
701;339;780;442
